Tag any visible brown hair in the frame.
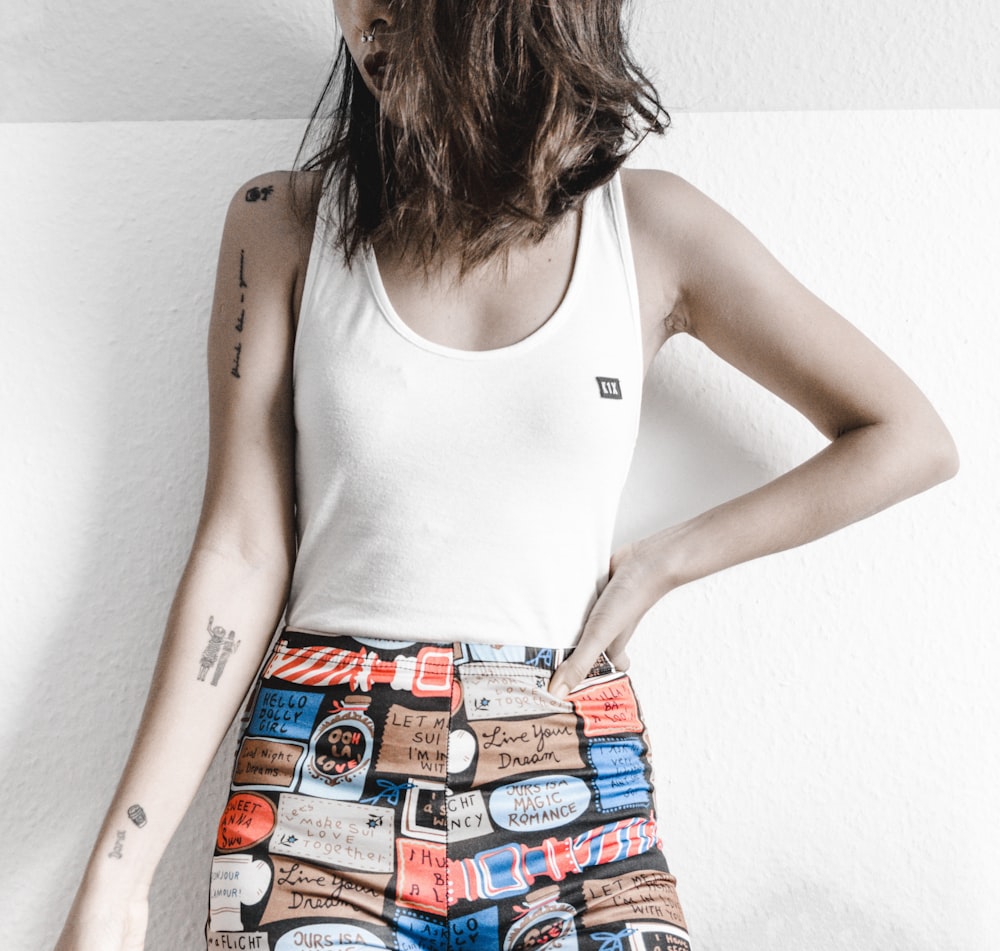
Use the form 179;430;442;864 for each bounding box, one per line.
292;0;668;272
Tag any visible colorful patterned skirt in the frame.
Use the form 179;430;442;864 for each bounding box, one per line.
206;631;691;951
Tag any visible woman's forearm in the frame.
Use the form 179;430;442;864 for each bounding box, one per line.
75;545;290;897
637;417;958;600
550;409;958;697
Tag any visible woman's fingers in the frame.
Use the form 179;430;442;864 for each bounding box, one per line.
548;643;603;699
605;627;634;671
549;572;645;698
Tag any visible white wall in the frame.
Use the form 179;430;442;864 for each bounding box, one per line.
2;4;997;951
4;0;1000;120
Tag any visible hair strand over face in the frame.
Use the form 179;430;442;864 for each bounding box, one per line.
292;0;669;274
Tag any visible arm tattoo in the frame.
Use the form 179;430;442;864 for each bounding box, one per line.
107;830;126;859
127;804;148;828
245;185;275;202
231;249;248;379
198;615;241;685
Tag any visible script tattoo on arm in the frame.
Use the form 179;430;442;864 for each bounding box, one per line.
197;615;241;686
107;830;126;860
231;249;248;378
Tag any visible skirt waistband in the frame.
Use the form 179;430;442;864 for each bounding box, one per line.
277;628;615;676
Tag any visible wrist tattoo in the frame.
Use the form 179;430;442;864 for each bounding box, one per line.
198;615;241;685
107;829;126;860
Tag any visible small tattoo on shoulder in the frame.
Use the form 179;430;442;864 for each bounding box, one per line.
198;615;241;685
245;185;275;203
127;804;148;828
107;829;126;860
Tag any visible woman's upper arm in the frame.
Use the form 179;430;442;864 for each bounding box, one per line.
195;172;307;572
627;168;957;461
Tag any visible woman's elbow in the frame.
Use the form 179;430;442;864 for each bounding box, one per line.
906;410;960;490
927;424;960;484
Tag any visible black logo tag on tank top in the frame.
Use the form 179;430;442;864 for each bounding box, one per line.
596;377;622;399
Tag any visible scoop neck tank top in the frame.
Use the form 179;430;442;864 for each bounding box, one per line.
286;172;644;648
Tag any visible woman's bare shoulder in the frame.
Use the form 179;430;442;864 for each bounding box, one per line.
620;166;795;342
619;167;718;242
618;167;703;345
221;170;324;310
225;170;323;248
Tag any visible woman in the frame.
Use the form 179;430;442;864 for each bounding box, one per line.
54;2;958;949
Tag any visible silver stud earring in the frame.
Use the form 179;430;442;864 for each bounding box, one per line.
361;26;376;43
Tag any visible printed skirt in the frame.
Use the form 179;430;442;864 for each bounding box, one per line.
207;631;691;951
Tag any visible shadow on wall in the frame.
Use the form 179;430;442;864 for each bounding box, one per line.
616;333;816;549
1;0;335;123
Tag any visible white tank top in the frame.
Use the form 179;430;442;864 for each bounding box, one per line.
286;173;643;647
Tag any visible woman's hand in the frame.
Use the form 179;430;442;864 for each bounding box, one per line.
549;540;667;697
